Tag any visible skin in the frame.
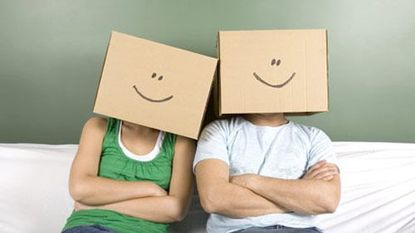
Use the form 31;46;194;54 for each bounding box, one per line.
69;117;195;223
195;113;341;217
195;159;288;218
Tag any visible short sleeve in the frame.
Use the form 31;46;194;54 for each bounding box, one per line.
193;120;230;173
306;128;337;170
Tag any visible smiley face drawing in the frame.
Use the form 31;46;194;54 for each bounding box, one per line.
132;72;174;103
253;58;296;88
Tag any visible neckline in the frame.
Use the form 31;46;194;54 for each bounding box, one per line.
117;120;164;162
240;116;292;130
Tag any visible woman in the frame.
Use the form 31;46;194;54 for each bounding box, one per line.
62;117;194;233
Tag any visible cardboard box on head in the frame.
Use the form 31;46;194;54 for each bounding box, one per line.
93;31;218;139
217;29;328;116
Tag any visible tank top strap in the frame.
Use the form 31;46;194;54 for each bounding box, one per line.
102;117;120;149
160;132;177;161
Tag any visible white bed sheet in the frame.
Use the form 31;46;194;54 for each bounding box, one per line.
316;142;415;233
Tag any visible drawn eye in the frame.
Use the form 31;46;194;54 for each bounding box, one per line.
271;58;281;66
151;72;157;78
158;76;163;81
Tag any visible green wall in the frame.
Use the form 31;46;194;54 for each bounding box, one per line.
1;0;414;143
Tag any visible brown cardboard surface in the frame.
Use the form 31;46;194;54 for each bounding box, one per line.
93;31;218;139
217;29;328;115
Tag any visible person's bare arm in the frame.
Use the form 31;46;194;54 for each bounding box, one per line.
69;117;166;206
76;136;195;223
195;159;287;218
231;161;341;215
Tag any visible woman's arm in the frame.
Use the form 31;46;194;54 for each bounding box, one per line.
69;117;166;206
76;135;196;223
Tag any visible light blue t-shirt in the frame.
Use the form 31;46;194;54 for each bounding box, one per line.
193;116;337;233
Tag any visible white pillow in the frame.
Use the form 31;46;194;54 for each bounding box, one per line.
0;144;77;233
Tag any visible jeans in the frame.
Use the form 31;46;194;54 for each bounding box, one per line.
62;225;116;233
233;225;323;233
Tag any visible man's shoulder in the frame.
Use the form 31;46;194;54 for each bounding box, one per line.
290;121;319;131
203;117;244;133
289;121;327;140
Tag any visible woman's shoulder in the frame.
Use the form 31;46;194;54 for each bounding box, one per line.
85;116;107;127
82;117;109;134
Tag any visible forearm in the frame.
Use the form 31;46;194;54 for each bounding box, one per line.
246;175;340;214
70;176;164;206
200;181;287;218
95;195;188;223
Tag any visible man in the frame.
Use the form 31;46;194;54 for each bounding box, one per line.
193;113;340;233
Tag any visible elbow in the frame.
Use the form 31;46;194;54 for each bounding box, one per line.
173;214;186;222
322;197;340;214
174;213;187;222
200;200;218;214
199;190;221;214
69;180;90;202
69;183;84;202
200;200;215;214
313;181;341;214
170;208;187;222
165;198;189;222
303;203;337;215
315;202;337;214
326;205;337;214
314;194;340;214
324;186;341;213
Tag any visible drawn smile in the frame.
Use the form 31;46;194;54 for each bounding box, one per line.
132;72;174;103
132;85;173;103
253;72;296;88
252;58;296;88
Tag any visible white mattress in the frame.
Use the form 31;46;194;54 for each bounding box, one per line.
0;142;414;233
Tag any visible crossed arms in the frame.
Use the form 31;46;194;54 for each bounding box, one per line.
70;117;340;221
68;117;195;223
194;159;340;218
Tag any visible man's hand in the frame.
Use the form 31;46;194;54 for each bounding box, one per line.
302;160;339;181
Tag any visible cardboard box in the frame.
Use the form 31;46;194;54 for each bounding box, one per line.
217;29;328;115
93;31;218;139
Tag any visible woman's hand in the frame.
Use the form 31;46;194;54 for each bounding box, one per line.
145;182;168;197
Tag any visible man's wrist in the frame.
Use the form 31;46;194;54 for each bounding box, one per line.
246;174;260;191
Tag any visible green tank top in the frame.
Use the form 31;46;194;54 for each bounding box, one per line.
63;118;176;233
